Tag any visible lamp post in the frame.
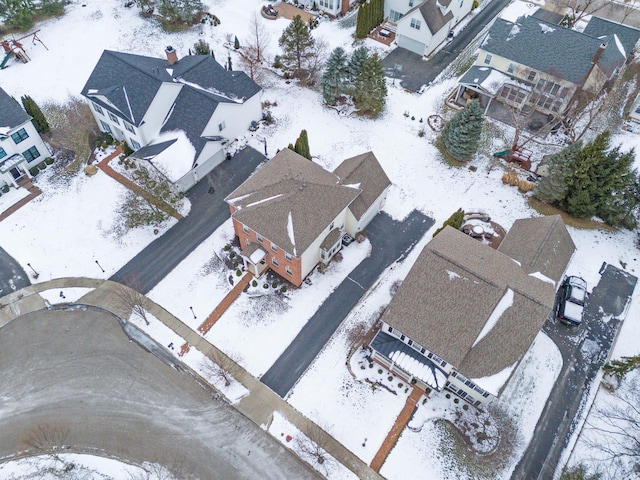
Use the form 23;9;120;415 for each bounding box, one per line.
190;306;197;319
257;135;267;156
95;260;105;273
26;263;39;278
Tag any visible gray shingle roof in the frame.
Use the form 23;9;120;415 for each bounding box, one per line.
0;87;31;130
531;8;564;25
497;215;575;285
333;151;391;221
403;0;453;35
226;149;361;256
130;139;177;159
584;16;640;57
379;225;558;380
481;16;612;85
81;50;260;126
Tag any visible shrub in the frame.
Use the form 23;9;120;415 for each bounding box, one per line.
433;208;465;237
387;376;393;381
29;167;39;176
280;286;287;293
252;280;258;287
378;369;383;374
273;55;283;68
223;245;231;251
453;398;459;404
263;283;269;289
502;171;535;193
1;185;9;193
37;162;47;171
463;404;469;411
122;142;134;156
229;252;235;259
445;393;451;399
44;157;54;165
398;383;403;388
236;269;242;276
271;282;277;288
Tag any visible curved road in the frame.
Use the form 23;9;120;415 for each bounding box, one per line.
0;308;319;480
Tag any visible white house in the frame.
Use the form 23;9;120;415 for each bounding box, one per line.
225;149;391;286
81;47;262;192
384;0;474;56
0;87;51;189
297;0;357;17
369;215;575;406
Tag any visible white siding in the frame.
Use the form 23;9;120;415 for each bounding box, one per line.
137;83;183;145
299;208;349;279
174;148;225;191
355;185;389;232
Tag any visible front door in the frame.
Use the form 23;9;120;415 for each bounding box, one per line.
10;167;22;180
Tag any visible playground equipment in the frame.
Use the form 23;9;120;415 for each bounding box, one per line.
493;146;533;171
0;30;48;69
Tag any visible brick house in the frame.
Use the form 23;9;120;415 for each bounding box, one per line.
369;215;575;406
225;149;391;287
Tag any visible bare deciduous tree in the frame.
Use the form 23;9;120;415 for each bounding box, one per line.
200;349;242;387
295;419;333;473
126;454;191;480
113;275;150;325
346;320;370;350
21;422;70;463
247;12;270;64
583;374;640;478
552;0;607;27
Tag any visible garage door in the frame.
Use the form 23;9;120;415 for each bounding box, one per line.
397;35;425;56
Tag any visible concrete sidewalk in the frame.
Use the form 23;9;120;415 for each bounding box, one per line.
0;181;42;222
0;278;384;480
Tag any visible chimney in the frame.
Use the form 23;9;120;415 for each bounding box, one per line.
591;43;606;66
165;45;178;66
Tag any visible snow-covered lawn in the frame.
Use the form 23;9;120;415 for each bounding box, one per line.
1;0;640;478
0;170;178;282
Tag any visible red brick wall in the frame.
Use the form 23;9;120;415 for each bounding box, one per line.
232;218;303;286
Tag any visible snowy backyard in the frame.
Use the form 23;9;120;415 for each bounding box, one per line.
1;0;640;479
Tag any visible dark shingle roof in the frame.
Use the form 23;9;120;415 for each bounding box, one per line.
481;16;606;85
333;151;391;221
531;8;564;25
0;87;31;130
130;139;177;159
497;215;575;285
584;16;640;57
402;0;453;35
81;50;260;126
379;225;558;380
226;149;361;256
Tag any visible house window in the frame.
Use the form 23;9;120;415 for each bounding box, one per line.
257;234;263;243
507;63;515;74
527;70;536;82
499;85;527;106
243;225;250;234
272;257;279;267
0;147;6;160
285;252;292;261
11;128;29;144
484;53;492;65
407;339;413;346
100;120;112;135
389;9;402;22
92;102;104;115
459;0;463;6
285;266;293;276
245;239;249;246
329;221;334;230
107;111;120;125
410;18;421;30
409;0;414;5
218;121;226;132
420;347;425;354
400;334;405;341
271;244;278;253
22;146;40;162
125;122;135;133
388;326;393;333
130;139;141;150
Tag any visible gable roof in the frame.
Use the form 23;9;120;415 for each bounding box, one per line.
458;65;514;95
402;0;454;35
481;16;622;85
497;215;575;285
379;225;559;381
333;151;391;221
584;16;640;58
226;149;361;256
0;87;31;131
81;50;260;126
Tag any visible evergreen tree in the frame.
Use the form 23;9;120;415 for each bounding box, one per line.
321;47;349;105
440;100;484;162
21;95;50;134
348;46;369;82
433;208;465;237
355;3;368;38
278;15;316;77
292;129;311;160
234;35;240;49
533;142;582;205
604;355;640;380
560;131;640;228
193;39;210;55
353;53;387;118
1;0;35;30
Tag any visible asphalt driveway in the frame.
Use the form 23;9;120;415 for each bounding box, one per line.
0;308;319;480
110;147;266;293
261;210;434;397
382;0;512;92
512;264;638;480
